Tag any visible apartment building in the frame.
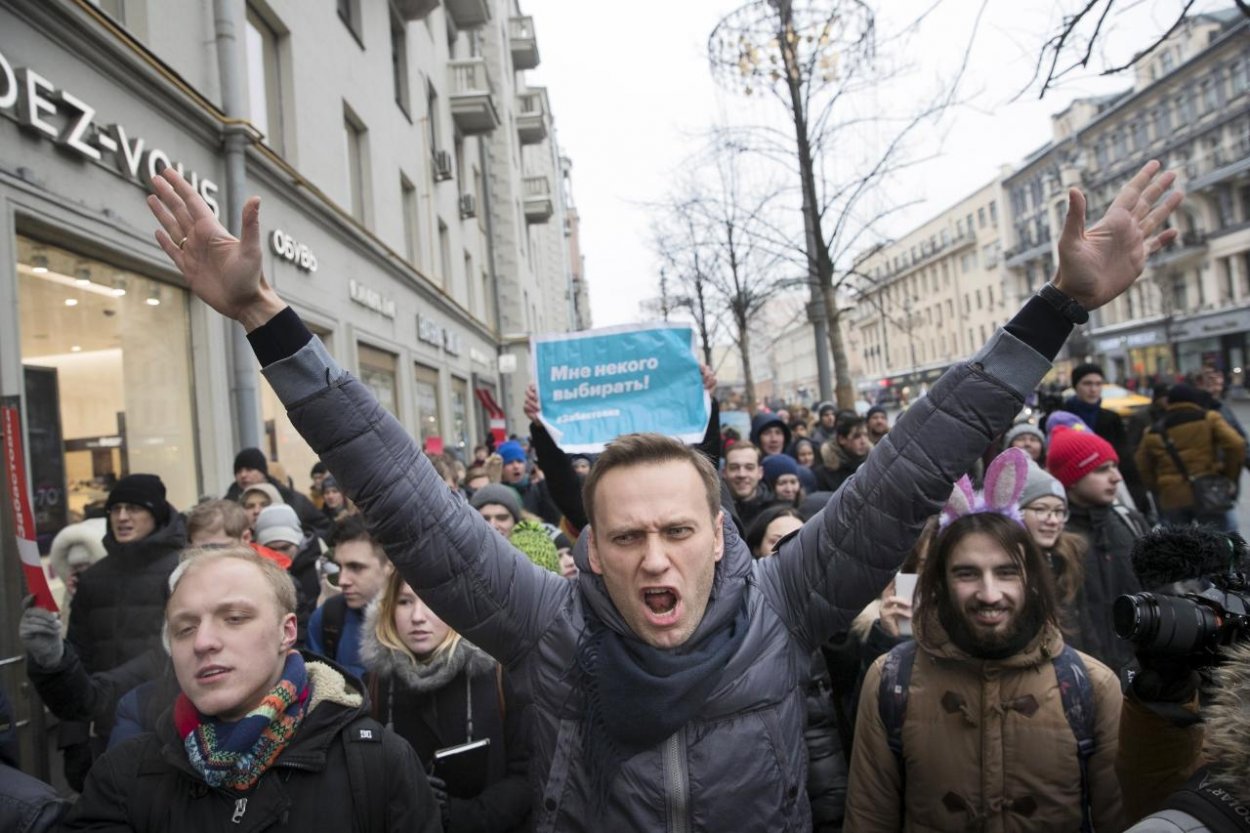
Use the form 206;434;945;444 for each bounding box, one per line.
1004;9;1250;386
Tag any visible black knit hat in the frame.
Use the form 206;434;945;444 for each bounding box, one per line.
233;447;269;475
106;474;170;527
310;461;328;477
1070;363;1104;387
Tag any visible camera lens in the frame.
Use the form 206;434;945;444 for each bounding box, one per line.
1114;592;1221;655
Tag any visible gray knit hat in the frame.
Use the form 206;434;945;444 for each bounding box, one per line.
1004;422;1045;449
469;483;522;522
1018;463;1067;509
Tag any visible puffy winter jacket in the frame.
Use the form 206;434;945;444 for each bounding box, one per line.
1065;502;1146;678
256;316;1049;832
846;618;1124;833
59;655;439;833
1135;403;1245;512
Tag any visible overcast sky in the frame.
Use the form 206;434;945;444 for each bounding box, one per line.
523;0;1223;330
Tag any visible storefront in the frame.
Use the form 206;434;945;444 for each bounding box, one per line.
1093;307;1250;389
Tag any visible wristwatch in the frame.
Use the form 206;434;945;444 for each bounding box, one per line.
1037;283;1089;325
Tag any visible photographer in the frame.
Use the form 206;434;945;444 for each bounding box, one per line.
1115;526;1250;830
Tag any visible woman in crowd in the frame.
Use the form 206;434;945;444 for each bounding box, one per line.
789;437;817;469
362;571;530;832
1004;422;1046;465
1017;462;1087;646
761;455;805;508
240;482;283;530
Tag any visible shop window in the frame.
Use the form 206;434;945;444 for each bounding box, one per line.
16;236;197;542
451;376;470;453
413;363;441;445
357;343;398;416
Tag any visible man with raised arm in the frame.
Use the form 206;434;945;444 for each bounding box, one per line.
145;161;1181;831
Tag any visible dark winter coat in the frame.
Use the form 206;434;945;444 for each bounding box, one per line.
66;513;186;676
805;650;847;831
59;656;439;833
0;764;66;833
26;643;164;734
224;477;331;537
362;603;530;833
287;535;324;647
1065;502;1147;679
259;320;1046;832
811;441;865;493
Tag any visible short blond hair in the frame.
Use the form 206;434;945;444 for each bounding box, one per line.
373;569;460;662
187;499;249;542
164;546;297;651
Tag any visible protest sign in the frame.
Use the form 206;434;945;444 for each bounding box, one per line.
2;397;58;611
532;323;709;453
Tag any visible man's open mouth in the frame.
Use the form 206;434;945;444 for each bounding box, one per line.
643;588;679;616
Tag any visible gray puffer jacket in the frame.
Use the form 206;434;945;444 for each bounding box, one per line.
262;327;1048;832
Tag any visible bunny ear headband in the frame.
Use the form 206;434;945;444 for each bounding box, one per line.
939;447;1030;529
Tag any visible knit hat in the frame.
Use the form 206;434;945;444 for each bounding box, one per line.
310;461;328;477
866;405;887;420
233;447;268;475
1046;426;1119;489
761;454;800;489
1004;422;1045;448
1018;463;1067;509
470;483;522;521
816;401;835;417
321;475;340;493
106;474;170;526
497;441;527;465
1070;363;1104;387
1044;410;1090;436
509;520;560;572
254;505;303;547
241;482;284;507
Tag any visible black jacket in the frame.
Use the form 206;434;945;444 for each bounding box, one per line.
27;643;164;733
804;650;847;832
1066;502;1146;679
287;536;323;647
59;656;439;833
0;764;66;833
225;477;331;537
66;513;186;677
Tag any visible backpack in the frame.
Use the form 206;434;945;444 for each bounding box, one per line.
319;594;349;663
1161;768;1250;833
878;640;1097;832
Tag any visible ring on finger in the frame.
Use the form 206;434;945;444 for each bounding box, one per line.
176;236;188;250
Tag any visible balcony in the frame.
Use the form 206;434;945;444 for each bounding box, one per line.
1149;230;1208;270
516;88;548;145
392;0;438;20
445;0;490;28
509;16;540;70
523;175;553;223
448;58;499;135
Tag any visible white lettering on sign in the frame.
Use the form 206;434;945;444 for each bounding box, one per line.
349;280;396;318
0;46;221;216
270;229;318;273
416;314;462;356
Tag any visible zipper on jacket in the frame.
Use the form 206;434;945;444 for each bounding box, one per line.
232;797;248;823
662;727;691;833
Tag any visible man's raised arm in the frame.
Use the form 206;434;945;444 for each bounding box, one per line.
763;160;1183;647
145;168;572;665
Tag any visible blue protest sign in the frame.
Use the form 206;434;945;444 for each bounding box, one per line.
532;324;709;453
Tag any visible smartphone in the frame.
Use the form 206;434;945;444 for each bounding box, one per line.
893;573;919;637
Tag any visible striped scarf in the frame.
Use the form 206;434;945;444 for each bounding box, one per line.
175;651;310;791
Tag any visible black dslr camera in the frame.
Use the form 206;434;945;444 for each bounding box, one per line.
1114;526;1250;665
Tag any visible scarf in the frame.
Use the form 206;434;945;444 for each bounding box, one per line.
574;598;750;804
1063;396;1101;433
175;651;310;791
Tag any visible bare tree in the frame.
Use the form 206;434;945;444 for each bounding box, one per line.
708;0;981;408
650;198;723;366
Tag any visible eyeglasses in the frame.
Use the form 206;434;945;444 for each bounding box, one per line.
1023;506;1069;522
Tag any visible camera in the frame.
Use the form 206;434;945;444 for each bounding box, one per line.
1114;573;1250;663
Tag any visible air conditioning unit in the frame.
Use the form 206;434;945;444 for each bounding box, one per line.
459;193;477;219
433;150;453;182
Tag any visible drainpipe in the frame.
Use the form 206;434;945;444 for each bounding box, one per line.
213;0;261;452
479;140;510;434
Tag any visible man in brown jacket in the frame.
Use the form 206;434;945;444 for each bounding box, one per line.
1135;382;1245;530
845;512;1124;833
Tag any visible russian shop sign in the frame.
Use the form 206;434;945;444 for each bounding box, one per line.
532;323;709;453
0;46;221;215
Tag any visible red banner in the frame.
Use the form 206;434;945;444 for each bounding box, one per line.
2;400;58;611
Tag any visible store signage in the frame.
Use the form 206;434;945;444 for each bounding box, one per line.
349;279;396;318
0;47;220;215
417;314;462;356
1171;309;1250;341
270;229;318;273
1095;329;1164;352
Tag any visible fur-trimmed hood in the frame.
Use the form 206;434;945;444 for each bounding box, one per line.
49;517;108;580
1204;640;1250;793
359;596;495;692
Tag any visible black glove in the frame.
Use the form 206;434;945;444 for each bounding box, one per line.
426;773;450;828
1130;651;1201;705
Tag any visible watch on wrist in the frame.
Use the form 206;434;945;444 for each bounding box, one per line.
1037;283;1089;325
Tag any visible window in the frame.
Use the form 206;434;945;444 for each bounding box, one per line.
450;377;470;452
956;218;964;237
989;200;998;226
975;289;983;310
977;207;986;229
1232;59;1249;96
413;364;441;445
1202;78;1221;114
464;252;474;311
90;0;125;22
343;104;370;225
1094;141;1108;169
401;174;420;266
1132;120;1149;152
437;219;451;289
391;9;410;116
245;6;285;154
481;270;494;326
427;83;442;157
337;0;361;43
1160;49;1175;73
358;345;398;416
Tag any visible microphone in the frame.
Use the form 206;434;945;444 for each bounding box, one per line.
1130;524;1247;590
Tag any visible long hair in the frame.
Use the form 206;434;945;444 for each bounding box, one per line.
916;512;1060;633
372;569;460;664
1047;531;1087;607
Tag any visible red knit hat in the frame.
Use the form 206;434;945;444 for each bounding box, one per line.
1045;425;1119;489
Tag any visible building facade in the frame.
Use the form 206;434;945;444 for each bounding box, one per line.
0;0;585;760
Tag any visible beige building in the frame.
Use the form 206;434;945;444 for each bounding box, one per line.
1004;10;1250;386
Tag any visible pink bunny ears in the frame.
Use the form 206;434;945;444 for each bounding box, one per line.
939;447;1030;529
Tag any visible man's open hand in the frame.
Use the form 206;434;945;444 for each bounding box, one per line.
1054;159;1184;311
145;168;284;331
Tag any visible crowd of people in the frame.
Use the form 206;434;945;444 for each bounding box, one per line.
2;161;1247;833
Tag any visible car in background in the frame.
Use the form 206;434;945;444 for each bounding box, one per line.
1061;383;1152;418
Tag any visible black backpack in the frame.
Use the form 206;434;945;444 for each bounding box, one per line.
1160;769;1250;833
878;640;1097;831
319;594;349;663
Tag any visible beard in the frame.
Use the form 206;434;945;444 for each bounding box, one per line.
939;593;1046;660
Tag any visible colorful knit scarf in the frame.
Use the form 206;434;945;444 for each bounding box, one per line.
175;651;310;791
